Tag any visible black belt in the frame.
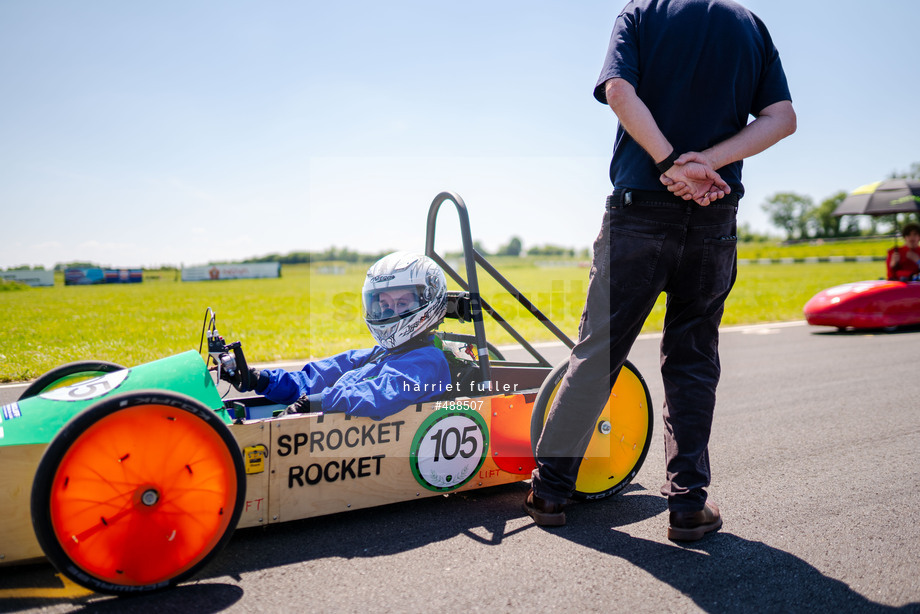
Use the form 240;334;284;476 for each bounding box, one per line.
608;188;739;209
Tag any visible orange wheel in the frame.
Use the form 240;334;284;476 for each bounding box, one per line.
531;360;653;500
31;390;244;595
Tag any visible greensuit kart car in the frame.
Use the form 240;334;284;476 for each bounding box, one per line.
0;192;654;595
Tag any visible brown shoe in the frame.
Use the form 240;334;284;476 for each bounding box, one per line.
522;489;566;527
668;500;722;541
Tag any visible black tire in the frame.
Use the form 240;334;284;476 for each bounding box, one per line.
19;361;125;401
31;390;245;595
530;359;653;500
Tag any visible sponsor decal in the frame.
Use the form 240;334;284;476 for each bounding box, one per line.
2;401;21;420
39;369;129;402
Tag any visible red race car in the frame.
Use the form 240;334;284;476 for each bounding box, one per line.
803;279;920;330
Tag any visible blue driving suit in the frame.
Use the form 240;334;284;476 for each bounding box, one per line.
257;336;451;420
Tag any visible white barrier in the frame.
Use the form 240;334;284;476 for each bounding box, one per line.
181;262;281;282
1;270;54;287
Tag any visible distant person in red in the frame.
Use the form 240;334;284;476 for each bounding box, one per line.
886;222;920;281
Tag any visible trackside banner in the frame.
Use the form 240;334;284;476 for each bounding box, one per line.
1;270;54;287
64;268;143;285
182;262;281;282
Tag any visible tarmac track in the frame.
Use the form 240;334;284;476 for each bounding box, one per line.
2;321;919;613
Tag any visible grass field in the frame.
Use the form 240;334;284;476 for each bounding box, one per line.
0;239;895;383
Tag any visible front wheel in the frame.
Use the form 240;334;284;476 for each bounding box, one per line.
530;360;653;500
31;390;245;595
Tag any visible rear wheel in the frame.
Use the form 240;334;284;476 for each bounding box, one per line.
19;361;125;401
31;390;244;595
531;360;653;500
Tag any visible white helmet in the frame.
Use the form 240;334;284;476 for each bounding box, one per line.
363;252;447;349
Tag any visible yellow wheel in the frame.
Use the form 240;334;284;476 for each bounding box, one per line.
31;390;244;594
531;360;653;499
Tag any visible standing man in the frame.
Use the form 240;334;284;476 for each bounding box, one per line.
525;0;796;540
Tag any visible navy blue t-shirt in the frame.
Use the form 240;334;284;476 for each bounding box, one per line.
594;0;792;197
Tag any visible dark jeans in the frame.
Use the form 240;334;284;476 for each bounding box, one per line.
532;189;738;513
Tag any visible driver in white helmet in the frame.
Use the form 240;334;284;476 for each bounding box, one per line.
223;252;452;420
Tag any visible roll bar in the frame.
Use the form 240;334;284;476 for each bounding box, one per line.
424;191;575;391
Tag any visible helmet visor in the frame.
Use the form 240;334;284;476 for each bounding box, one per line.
364;285;426;323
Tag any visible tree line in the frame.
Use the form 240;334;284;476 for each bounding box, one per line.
761;162;920;241
245;241;591;264
7;162;918;273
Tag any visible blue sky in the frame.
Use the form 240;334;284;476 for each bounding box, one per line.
1;0;918;269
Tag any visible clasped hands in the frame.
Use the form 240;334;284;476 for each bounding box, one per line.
659;152;730;206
